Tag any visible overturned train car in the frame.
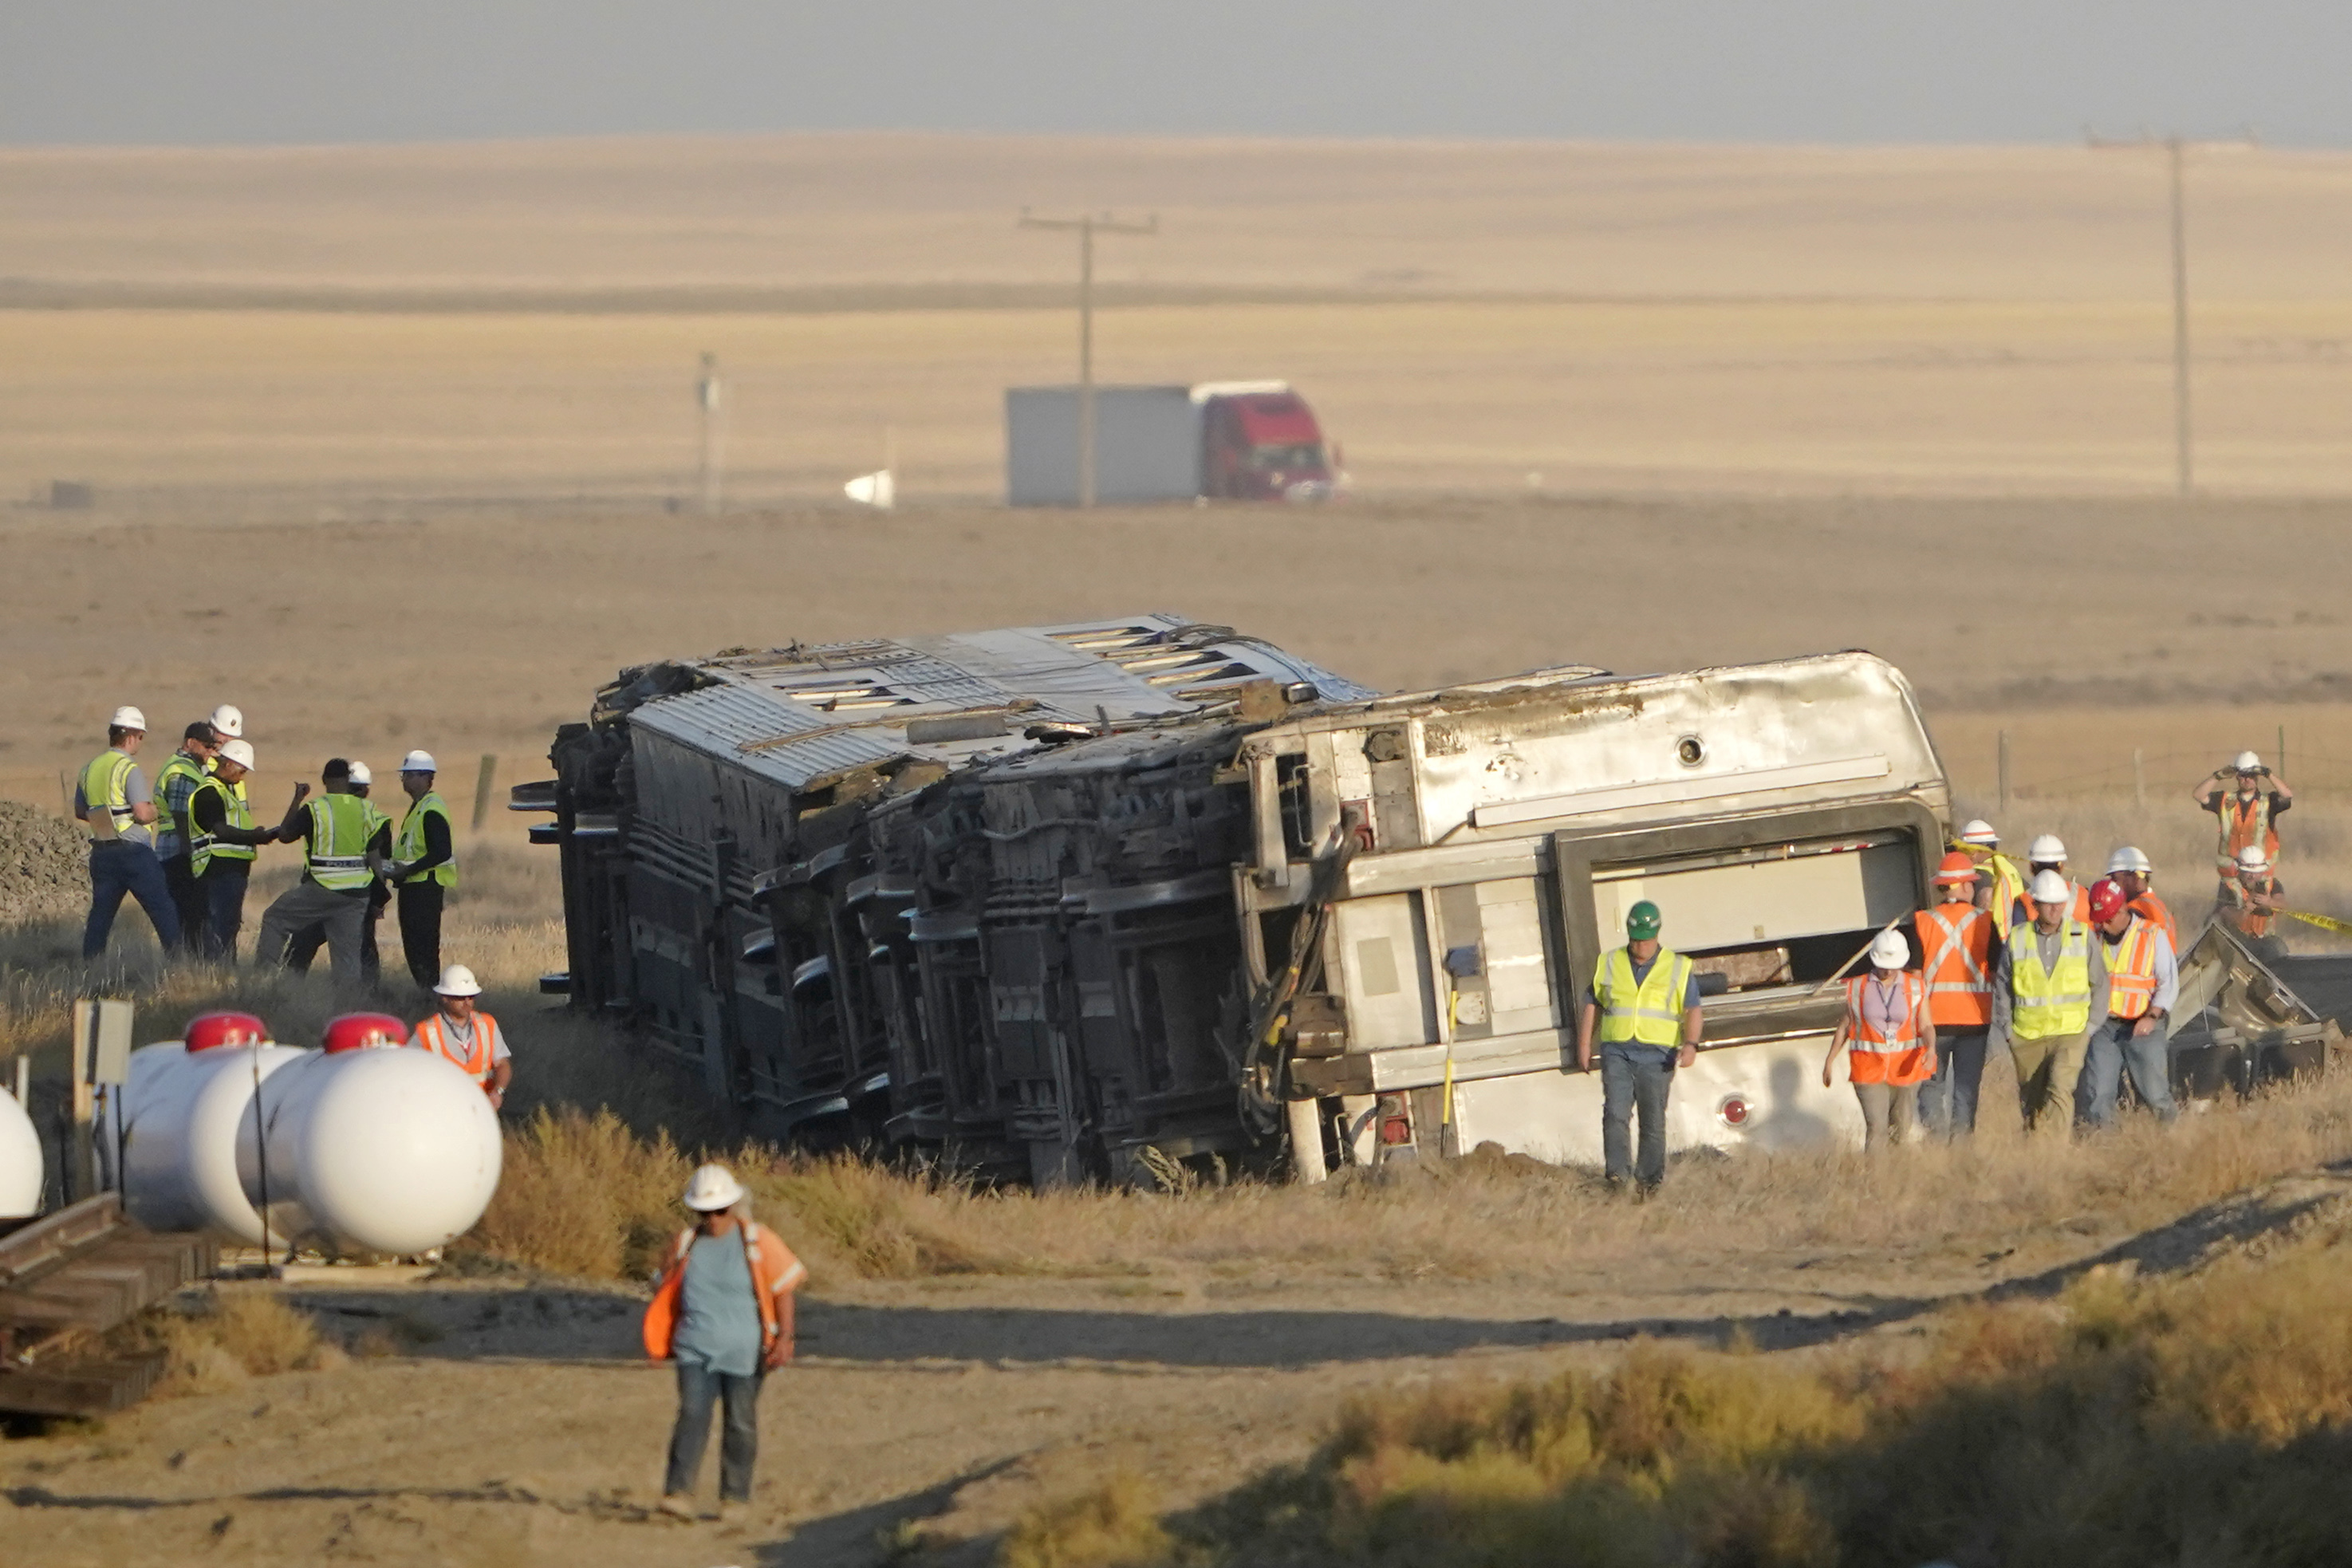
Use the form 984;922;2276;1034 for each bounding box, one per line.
527;619;1953;1183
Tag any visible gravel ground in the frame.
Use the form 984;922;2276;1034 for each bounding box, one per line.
0;800;89;926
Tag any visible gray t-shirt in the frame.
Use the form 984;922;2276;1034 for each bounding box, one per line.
672;1231;765;1377
74;751;155;849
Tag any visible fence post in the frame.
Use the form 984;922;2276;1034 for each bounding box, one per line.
2133;748;2145;813
59;768;73;821
471;754;498;834
2278;724;2287;779
1997;731;2011;814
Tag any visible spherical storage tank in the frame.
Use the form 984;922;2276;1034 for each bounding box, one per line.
116;1011;502;1255
0;1086;41;1220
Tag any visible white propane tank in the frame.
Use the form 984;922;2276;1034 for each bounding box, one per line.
237;1019;502;1255
0;1085;41;1219
116;1014;305;1244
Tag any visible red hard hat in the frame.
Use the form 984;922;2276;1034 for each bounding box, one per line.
184;1011;269;1052
321;1012;411;1054
1934;851;1979;884
2087;876;2129;924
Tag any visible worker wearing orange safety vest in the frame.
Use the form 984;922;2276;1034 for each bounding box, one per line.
2006;834;2090;929
2102;845;2177;952
2193;751;2292;884
1913;853;1995;1137
406;963;513;1108
2216;845;2288;955
644;1164;807;1522
1955;819;2029;936
1822;928;1938;1152
2078;877;2180;1129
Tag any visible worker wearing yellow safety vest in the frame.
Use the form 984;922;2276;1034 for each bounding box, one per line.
1574;900;1704;1193
1989;869;2110;1132
185;739;286;962
1954;819;2029;936
152;720;221;955
2006;835;2091;929
2193;751;2292;884
251;758;390;987
2078;877;2179;1130
386;751;458;990
73;705;182;959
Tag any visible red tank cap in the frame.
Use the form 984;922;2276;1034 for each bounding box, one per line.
321;1012;411;1054
184;1011;269;1052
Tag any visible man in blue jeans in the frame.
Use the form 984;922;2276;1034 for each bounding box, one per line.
74;705;182;959
1574;900;1704;1192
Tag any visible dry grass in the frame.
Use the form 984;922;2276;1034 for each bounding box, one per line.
152;1289;342;1396
997;1471;1175;1568
1008;1208;2352;1567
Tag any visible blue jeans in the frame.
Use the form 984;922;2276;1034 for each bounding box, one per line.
83;841;181;958
2080;1015;2178;1129
1918;1028;1989;1137
1600;1042;1676;1188
664;1361;763;1502
200;862;252;962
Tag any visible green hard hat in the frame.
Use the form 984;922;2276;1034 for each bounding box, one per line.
1625;900;1662;939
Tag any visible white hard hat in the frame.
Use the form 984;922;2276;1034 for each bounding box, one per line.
2027;834;2066;864
2236;845;2271;873
683;1164;747;1212
1869;928;1910;969
433;963;483;997
2029;869;2073;904
400;749;438;774
2106;845;2152;877
346;759;372;786
1957;819;1999;845
110;705;148;731
2234;751;2262;772
209;704;245;739
217;738;255;771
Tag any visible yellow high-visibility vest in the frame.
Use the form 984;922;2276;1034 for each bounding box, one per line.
2007;920;2093;1040
305;793;382;892
396;792;457;888
79;751;137;841
1594;946;1693;1047
187;775;258;874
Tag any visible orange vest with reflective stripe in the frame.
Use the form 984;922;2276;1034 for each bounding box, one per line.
2218;877;2280;939
412;1011;499;1085
2215;791;2279;876
2103;917;2160;1020
2128;892;2177;952
1917;901;1993;1028
641;1222;807;1360
1842;971;1933;1086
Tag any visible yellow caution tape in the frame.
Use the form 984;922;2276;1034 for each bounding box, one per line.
2287;909;2352;934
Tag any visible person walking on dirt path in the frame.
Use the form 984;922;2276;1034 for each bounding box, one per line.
644;1164;806;1523
384;751;456;990
185;739;282;962
2104;845;2177;951
1991;869;2108;1133
1822;928;1937;1151
406;963;512;1107
1575;900;1703;1193
1915;853;1994;1137
2216;845;2289;959
75;705;182;959
2078;876;2179;1130
1955;820;2028;936
152;720;219;954
2194;752;2292;887
253;758;387;987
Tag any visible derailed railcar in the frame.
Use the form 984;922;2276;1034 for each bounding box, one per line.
534;624;1962;1180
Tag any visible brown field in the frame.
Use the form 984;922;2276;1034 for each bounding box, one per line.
7;133;2352;1566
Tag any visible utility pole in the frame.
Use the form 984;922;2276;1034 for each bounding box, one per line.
695;352;724;514
2090;129;2255;496
1018;209;1157;507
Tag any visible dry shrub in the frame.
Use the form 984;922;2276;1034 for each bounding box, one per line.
996;1471;1176;1568
460;1107;690;1279
157;1290;340;1394
1107;1219;2352;1567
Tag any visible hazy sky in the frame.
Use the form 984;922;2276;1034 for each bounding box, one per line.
3;2;2340;148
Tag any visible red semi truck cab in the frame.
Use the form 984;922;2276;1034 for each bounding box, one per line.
1195;382;1339;501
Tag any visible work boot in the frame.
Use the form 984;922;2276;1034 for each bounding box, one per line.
657;1495;696;1521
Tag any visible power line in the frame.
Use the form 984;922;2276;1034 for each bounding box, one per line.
1018;209;1157;508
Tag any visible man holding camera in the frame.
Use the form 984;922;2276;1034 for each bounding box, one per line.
2192;752;2293;890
